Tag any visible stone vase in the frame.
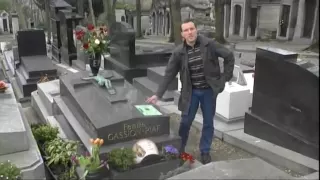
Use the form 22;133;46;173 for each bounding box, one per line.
89;52;101;76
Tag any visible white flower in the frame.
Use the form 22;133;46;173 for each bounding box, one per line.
102;40;106;44
95;39;100;44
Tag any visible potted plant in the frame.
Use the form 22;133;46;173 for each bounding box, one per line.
0;80;8;93
0;160;22;180
107;147;136;172
75;24;109;76
43;138;79;176
76;138;109;180
31;124;59;146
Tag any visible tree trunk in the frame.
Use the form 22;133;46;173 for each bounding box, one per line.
44;0;51;44
214;0;226;44
170;0;182;45
136;0;142;38
104;0;117;27
88;0;96;26
168;0;174;42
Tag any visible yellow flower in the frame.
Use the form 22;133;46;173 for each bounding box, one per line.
95;39;100;44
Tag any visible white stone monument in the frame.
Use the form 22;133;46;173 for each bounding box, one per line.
11;12;19;39
216;65;252;122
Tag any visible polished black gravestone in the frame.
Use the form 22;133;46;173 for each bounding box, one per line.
244;47;319;160
133;66;178;101
59;8;83;66
50;0;72;63
15;29;58;97
53;70;180;155
104;22;172;83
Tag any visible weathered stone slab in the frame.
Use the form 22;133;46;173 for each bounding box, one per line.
168;158;294;179
0;85;29;155
0;105;46;179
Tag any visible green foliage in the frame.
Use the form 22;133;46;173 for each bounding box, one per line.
57;165;77;180
31;124;59;144
0;0;11;11
0;160;21;180
44;138;79;168
77;139;105;178
115;2;135;11
107;148;136;171
32;0;45;10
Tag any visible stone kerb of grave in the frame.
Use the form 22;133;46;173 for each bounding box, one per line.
0;85;29;155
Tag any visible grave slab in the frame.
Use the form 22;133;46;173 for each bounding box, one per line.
168;158;294;179
0;105;45;180
0;84;29;155
52;96;181;155
59;70;171;145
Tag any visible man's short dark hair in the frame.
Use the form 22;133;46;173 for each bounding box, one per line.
181;18;197;32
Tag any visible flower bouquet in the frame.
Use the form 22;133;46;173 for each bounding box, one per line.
75;24;109;76
75;138;109;180
0;80;8;93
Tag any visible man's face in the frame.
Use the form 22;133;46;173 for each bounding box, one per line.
181;22;197;43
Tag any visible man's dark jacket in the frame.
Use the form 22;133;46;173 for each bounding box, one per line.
156;35;235;115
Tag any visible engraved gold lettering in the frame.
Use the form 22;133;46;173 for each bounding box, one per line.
107;122;161;142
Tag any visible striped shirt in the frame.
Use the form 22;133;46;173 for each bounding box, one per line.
186;42;209;89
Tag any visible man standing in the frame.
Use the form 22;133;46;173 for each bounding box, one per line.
146;19;235;164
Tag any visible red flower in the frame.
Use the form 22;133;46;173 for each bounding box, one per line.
180;152;195;163
87;24;94;31
83;43;89;49
75;29;85;40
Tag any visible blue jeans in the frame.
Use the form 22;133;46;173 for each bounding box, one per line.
178;88;216;154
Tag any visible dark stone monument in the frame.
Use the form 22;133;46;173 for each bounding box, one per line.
104;22;172;83
58;7;83;66
15;29;58;97
50;0;72;63
133;66;178;101
244;47;319;160
53;71;180;155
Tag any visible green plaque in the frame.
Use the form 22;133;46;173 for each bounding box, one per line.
135;105;162;116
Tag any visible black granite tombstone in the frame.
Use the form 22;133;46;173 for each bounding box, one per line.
58;8;83;66
53;70;180;156
104;22;171;83
50;0;72;63
244;47;319;160
15;29;58;97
